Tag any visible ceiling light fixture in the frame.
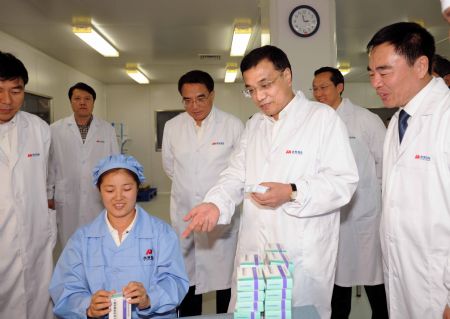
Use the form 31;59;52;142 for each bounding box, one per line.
337;62;351;76
72;18;119;57
224;63;238;83
126;64;149;84
230;24;252;56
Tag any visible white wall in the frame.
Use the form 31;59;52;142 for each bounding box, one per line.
106;83;258;194
0;30;106;122
269;0;337;91
341;82;383;108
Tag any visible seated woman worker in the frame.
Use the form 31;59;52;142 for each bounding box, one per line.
49;154;188;318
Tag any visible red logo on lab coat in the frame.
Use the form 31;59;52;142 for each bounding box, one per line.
143;248;154;261
27;153;40;158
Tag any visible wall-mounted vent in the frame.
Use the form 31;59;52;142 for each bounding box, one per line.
198;54;221;61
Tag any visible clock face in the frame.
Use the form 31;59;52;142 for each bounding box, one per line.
289;5;320;37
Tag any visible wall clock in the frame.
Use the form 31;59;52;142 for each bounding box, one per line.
289;5;320;37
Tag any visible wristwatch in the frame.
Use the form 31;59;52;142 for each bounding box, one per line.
290;183;297;201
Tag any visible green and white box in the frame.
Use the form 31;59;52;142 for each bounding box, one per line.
263;265;292;290
265;288;292;300
235;300;264;312
237;289;265;303
237;266;265;291
233;310;261;319
266;251;294;273
264;298;292;311
239;254;264;268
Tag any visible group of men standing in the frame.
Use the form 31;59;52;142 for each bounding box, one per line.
0;20;448;319
181;21;450;319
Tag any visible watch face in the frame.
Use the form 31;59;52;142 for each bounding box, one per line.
289;5;320;37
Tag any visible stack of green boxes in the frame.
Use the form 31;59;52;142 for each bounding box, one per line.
264;243;292;319
262;264;292;319
234;255;265;319
233;245;293;319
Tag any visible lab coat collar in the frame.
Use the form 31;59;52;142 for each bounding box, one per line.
336;98;353;117
187;105;217;127
85;205;154;239
267;91;308;151
397;77;445;154
66;114;100;144
262;92;298;123
12;111;27;168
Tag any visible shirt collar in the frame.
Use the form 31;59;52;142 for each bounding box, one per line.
0;113;17;131
190;106;215;128
105;208;137;246
265;92;297;123
401;78;435;117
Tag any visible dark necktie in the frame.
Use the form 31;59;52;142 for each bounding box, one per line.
398;109;410;144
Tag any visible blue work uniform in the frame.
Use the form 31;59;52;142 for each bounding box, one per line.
49;206;189;318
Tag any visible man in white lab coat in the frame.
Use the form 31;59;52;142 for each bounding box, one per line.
367;22;450;319
162;70;243;316
0;51;55;319
312;67;388;319
182;46;359;318
47;82;119;246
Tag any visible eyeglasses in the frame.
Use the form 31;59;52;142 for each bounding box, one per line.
242;72;284;98
181;93;211;107
311;83;333;93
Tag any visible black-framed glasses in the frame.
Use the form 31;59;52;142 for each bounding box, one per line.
242;72;284;98
181;93;211;107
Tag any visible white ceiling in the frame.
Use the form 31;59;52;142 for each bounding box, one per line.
0;0;448;84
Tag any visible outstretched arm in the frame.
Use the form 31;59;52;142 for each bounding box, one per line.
182;203;220;238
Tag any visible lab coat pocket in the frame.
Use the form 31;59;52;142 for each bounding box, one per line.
302;216;339;281
48;208;57;249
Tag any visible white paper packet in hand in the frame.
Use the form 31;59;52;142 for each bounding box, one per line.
244;184;270;194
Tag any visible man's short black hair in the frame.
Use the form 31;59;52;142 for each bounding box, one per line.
68;82;97;101
178;70;214;94
314;66;345;86
0;51;29;85
240;45;292;76
432;54;450;78
367;22;435;75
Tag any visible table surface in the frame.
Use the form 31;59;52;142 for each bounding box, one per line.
184;306;320;319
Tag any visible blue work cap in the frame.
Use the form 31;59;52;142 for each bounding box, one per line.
92;154;146;186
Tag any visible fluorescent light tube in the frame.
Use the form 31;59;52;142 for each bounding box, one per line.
73;26;119;57
126;69;149;84
230;25;252;56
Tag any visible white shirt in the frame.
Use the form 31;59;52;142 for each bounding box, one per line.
105;210;137;246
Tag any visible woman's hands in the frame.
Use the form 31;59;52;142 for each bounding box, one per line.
87;282;150;317
123;281;151;310
87;289;115;318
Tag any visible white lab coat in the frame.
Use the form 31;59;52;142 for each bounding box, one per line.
381;77;450;318
162;107;243;294
204;92;358;318
47;114;119;246
334;98;386;286
0;111;55;319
